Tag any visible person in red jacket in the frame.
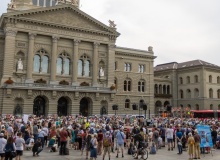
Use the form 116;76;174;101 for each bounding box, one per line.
59;127;68;155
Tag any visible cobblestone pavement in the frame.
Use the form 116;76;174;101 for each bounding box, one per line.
21;146;220;160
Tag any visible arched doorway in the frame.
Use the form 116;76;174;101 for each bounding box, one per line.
57;97;68;116
155;101;162;116
100;100;108;115
80;97;91;117
33;96;46;117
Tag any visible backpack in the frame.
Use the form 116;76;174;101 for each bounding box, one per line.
103;137;110;147
89;139;94;149
5;144;13;152
154;131;159;139
105;125;110;131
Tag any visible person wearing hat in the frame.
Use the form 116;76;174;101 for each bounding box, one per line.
103;131;112;160
0;133;7;160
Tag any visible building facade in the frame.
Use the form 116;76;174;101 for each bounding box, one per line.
0;0;155;116
154;60;220;116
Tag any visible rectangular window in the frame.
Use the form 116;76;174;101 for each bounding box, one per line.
128;81;131;91
114;62;117;70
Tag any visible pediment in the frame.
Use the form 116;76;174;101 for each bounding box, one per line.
1;5;119;36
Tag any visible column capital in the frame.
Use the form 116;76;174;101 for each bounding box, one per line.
94;42;100;47
108;44;115;49
29;33;37;40
52;36;60;43
74;39;81;45
4;29;17;37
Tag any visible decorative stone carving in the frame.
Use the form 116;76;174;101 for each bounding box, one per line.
4;29;17;37
108;20;116;28
34;78;47;84
8;1;16;10
59;80;69;85
80;82;89;86
110;84;116;90
27;89;32;99
17;58;23;71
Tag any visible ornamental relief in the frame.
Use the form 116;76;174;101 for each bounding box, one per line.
32;90;51;100
34;44;51;54
57;47;73;57
79;49;92;57
78;92;95;102
56;91;73;102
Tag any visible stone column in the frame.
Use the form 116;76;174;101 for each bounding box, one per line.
107;44;115;87
50;36;59;84
72;39;80;86
92;42;99;86
2;29;17;83
26;33;36;83
43;0;46;7
37;0;39;6
50;0;53;6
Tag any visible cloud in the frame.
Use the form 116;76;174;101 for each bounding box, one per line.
1;0;220;66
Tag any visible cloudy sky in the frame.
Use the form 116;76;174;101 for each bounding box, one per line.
1;0;220;66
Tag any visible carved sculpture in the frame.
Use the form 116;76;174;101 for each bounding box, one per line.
99;67;104;77
17;58;23;71
59;80;69;85
109;20;116;28
34;78;47;84
5;77;14;84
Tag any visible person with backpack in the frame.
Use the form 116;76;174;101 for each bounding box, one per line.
97;130;103;155
187;132;195;160
152;128;159;149
102;131;112;160
4;137;16;160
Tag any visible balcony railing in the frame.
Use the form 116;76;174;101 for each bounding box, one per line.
155;93;172;98
3;83;114;92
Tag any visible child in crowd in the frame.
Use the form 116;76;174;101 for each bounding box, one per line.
158;136;162;149
48;136;57;152
149;142;156;154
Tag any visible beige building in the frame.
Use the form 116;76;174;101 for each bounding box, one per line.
0;0;155;117
154;60;220;116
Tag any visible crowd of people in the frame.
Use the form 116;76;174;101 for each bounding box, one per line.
0;114;219;160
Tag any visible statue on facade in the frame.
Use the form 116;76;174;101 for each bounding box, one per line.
17;58;23;71
108;20;116;28
99;67;104;77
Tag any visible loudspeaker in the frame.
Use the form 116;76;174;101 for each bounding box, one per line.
132;104;138;110
112;105;118;110
143;104;147;110
167;105;172;112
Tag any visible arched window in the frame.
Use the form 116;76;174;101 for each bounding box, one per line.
124;63;131;71
210;104;213;110
167;85;170;94
218;76;220;84
33;49;49;73
195;104;199;110
56;52;70;75
124;79;131;91
209;75;212;83
186;76;190;84
138;64;144;73
209;88;213;98
56;57;62;75
217;89;220;98
84;60;90;77
159;85;162;94
179;77;183;84
194;88;199;98
218;104;220;110
33;55;40;72
187;104;191;109
194;75;198;83
78;54;91;77
163;85;166;94
186;89;191;98
125;99;130;109
155;84;158;94
138;80;145;92
78;60;83;76
180;90;184;99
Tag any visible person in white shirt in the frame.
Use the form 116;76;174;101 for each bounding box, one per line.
166;125;174;151
15;132;25;160
0;133;7;160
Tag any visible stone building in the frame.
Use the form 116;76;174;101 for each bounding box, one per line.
0;0;155;116
154;60;220;116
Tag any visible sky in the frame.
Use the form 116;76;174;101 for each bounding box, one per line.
1;0;220;66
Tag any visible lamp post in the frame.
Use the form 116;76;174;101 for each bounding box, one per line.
112;104;118;116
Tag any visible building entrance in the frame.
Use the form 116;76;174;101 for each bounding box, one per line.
33;96;46;117
57;97;68;116
80;98;90;117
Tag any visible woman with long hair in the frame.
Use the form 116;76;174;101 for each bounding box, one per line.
4;137;16;160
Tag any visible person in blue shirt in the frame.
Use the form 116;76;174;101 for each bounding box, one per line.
176;128;183;154
116;127;125;158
